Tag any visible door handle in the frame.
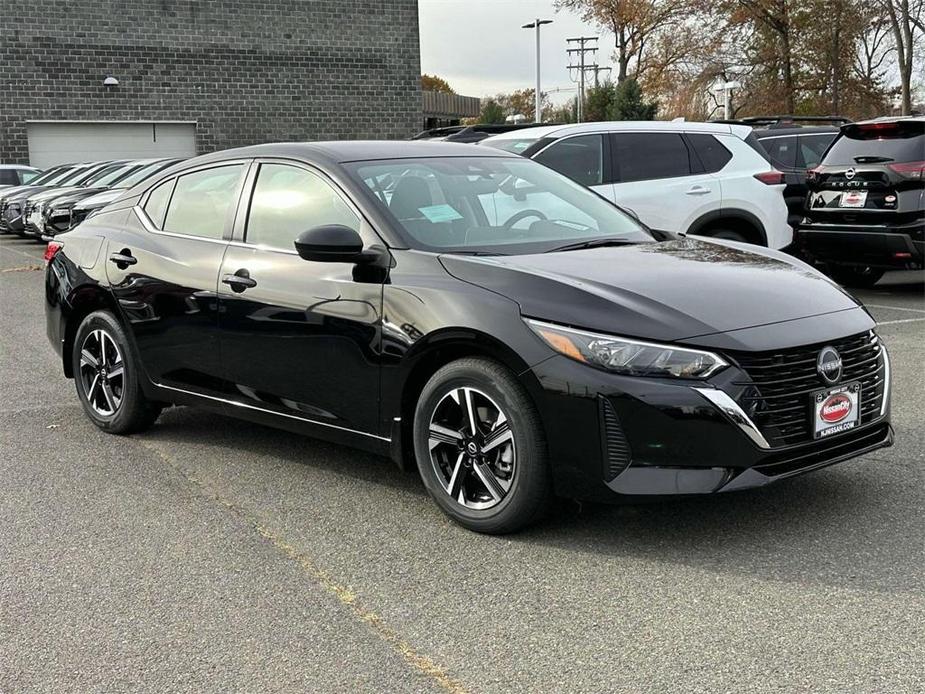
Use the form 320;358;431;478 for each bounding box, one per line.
685;186;711;195
222;269;257;293
109;250;137;268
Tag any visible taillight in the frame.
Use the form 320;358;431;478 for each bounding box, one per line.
754;170;785;185
806;166;823;182
887;161;924;180
44;241;63;264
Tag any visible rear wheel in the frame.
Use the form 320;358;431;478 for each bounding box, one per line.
72;311;161;434
413;358;551;534
827;265;884;289
703;228;749;244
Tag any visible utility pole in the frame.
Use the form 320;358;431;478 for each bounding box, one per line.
522;18;553;123
567;36;598;123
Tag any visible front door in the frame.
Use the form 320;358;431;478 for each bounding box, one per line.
216;161;386;436
106;161;248;396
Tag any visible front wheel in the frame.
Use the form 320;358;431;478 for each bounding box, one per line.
413;358;551;534
72;311;161;434
827;265;884;289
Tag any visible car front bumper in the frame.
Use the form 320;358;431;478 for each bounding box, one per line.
524;351;892;502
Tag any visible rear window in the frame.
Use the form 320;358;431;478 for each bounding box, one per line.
612;133;691;182
823;121;924;165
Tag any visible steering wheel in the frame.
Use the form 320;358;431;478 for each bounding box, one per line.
502;209;548;230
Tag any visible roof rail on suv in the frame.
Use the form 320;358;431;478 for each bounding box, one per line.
712;115;852;129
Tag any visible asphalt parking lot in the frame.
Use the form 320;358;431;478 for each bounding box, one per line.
1;234;923;693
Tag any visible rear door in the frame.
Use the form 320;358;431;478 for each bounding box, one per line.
105;161;249;397
806;120;925;228
608;132;721;233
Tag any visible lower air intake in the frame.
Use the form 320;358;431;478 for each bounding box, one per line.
599;397;632;481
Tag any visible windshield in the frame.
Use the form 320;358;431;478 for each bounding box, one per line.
115;159;179;188
57;165;100;186
82;164;129;186
823;121;924;165
481;137;542;154
88;163;146;187
347;156;652;255
33;166;78;186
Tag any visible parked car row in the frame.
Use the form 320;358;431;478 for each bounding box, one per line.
0;158;183;240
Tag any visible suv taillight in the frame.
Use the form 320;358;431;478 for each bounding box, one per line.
806;166;824;182
887;161;924;180
754;170;785;185
44;241;63;264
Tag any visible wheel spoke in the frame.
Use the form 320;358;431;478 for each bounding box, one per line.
429;423;463;450
87;373;100;402
80;349;98;369
472;461;506;501
444;452;466;497
98;331;107;367
101;380;116;412
108;364;124;380
458;388;478;435
481;422;512;453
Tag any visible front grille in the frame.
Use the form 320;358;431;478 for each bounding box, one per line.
730;331;885;447
599;397;631;481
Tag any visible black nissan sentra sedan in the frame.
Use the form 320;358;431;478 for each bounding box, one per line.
44;141;893;533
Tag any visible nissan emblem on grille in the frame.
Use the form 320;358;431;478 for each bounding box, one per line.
817;346;843;385
845;167;856;180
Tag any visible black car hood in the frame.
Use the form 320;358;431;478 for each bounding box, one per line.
440;238;871;345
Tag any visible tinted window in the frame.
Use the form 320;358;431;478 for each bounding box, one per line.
687;134;733;173
612;133;690;183
759;136;798;169
797;134;836;168
246;163;359;250
143;179;175;228
0;170;18;186
534;135;604;186
162;165;244;239
823;122;924;165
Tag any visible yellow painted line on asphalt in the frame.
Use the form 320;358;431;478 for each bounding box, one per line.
138;438;469;694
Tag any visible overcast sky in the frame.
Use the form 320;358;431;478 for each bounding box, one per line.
419;0;614;105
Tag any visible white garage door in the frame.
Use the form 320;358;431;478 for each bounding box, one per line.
27;122;197;168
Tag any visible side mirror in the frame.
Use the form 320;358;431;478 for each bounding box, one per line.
294;225;377;263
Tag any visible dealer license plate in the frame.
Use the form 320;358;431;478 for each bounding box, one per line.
839;191;867;208
812;382;860;439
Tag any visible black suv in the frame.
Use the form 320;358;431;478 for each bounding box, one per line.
719;116;847;228
799;116;924;287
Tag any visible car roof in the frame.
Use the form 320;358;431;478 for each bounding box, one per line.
480;120;754;142
186;140;520;165
0;164;42;170
847;115;925;128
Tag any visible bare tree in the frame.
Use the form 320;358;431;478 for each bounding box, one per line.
878;0;924;113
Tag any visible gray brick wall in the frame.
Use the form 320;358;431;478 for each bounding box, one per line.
0;0;422;164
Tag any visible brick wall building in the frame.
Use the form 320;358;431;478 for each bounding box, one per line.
0;0;422;165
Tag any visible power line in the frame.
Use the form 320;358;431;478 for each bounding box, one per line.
566;36;598;122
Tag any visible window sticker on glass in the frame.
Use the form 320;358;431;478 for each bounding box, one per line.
419;204;464;223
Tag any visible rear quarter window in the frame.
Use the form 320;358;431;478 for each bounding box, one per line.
687;134;733;173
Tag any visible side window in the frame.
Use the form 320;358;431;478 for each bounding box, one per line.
143;179;175;229
20;171;41;184
246;163;359;250
760;136;798;169
162;165;245;240
612;133;691;183
0;169;18;186
687;134;733;173
798;134;835;168
533;135;604;186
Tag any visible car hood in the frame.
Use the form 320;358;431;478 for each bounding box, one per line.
75;188;124;210
28;186;88;204
0;185;50;203
439;237;872;346
44;188;103;208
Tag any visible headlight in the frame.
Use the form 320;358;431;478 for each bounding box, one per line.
526;319;728;379
48;207;68;218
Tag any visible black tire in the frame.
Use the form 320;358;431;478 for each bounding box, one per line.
413;357;551;534
827;265;884;289
704;228;750;244
72;310;161;434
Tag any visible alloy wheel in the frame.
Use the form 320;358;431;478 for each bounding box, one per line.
428;386;516;510
78;329;125;416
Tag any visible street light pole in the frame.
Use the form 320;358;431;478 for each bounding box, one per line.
522;18;552;122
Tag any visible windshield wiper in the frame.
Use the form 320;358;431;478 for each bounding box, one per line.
544;237;632;253
442;250;507;256
854;155;894;163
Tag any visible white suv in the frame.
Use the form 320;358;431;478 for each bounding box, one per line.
480;121;792;249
